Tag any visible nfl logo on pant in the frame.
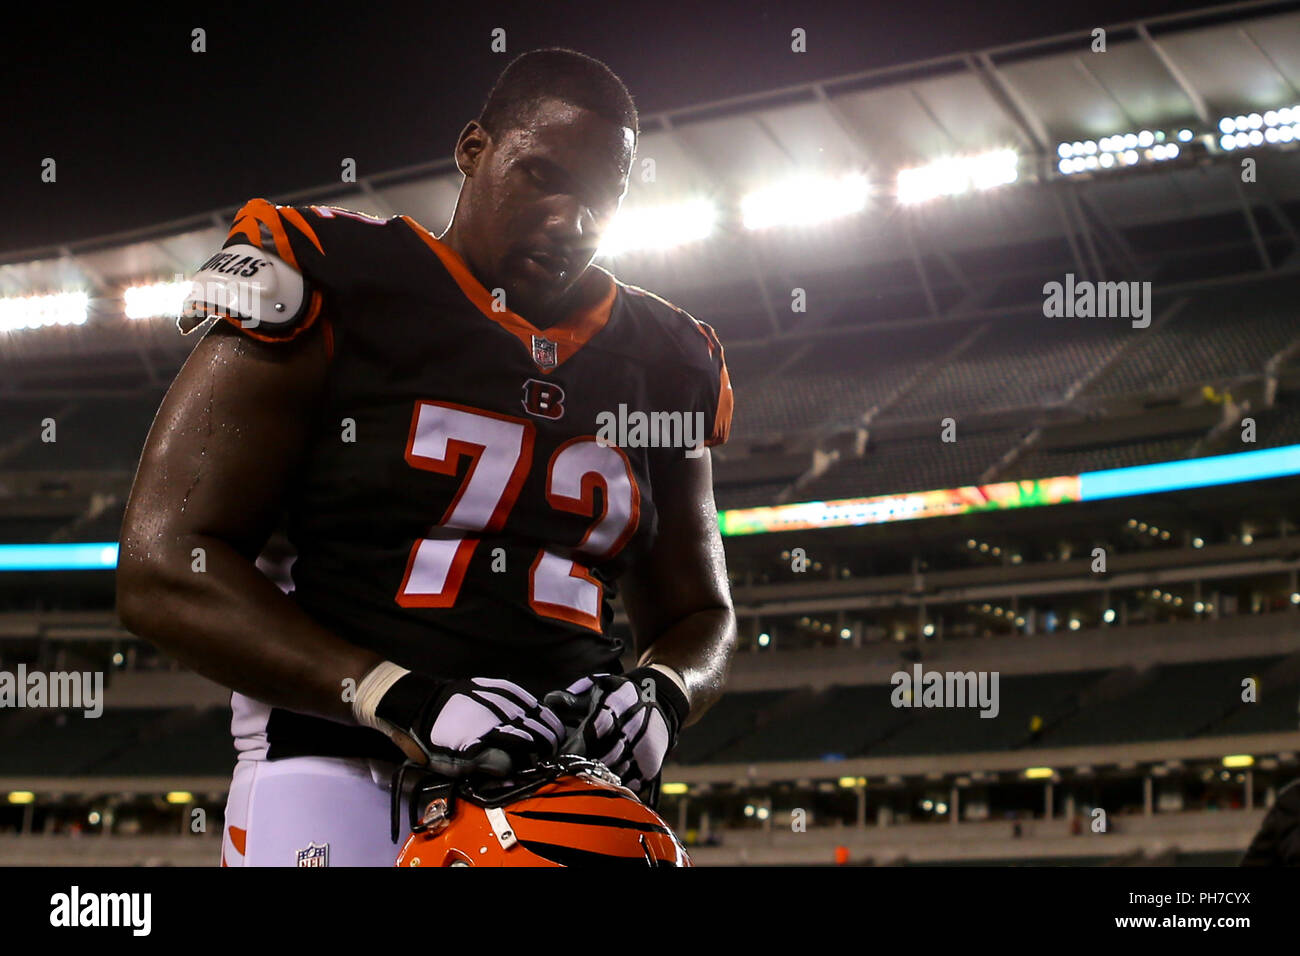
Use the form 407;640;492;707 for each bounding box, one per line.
296;842;329;867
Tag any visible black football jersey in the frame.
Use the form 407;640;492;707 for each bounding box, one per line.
183;199;733;761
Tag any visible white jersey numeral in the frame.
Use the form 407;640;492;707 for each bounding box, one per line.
396;402;533;607
529;438;640;630
396;406;640;629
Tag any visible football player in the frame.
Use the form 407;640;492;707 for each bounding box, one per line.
116;48;737;866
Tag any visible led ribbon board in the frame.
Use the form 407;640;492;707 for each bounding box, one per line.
0;543;119;571
3;445;1299;561
718;443;1300;536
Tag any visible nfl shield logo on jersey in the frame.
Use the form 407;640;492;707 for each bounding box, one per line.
296;842;329;867
531;335;558;370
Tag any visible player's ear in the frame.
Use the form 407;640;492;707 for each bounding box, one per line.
455;121;491;177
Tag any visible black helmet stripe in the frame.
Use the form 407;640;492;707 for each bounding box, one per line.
520;840;676;867
510;809;671;834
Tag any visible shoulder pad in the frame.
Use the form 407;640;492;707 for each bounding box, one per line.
178;198;326;340
179;244;318;336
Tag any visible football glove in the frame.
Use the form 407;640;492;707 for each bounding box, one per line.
358;665;565;777
543;666;690;794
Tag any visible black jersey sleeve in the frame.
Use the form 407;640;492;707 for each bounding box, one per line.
689;317;733;448
617;281;735;450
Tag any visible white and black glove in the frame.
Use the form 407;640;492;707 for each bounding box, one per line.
354;664;564;777
543;666;690;795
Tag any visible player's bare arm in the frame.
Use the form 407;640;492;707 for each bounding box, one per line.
116;320;384;725
620;447;737;727
117;317;561;772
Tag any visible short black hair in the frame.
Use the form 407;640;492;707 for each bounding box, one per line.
478;48;638;142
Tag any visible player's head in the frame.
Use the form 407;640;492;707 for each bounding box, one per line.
448;48;637;320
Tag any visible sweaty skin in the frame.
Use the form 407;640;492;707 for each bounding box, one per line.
117;98;736;749
621;448;737;725
118;320;383;725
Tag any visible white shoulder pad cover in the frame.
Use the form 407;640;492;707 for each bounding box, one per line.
178;243;310;334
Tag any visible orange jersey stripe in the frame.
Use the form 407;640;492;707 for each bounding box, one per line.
399;216;615;372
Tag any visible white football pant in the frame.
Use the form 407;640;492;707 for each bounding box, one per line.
221;755;415;867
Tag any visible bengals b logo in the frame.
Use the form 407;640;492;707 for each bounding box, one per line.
522;379;566;420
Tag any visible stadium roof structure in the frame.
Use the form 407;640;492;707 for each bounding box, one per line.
3;0;1300;401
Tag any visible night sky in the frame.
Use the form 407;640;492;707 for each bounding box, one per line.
2;0;1221;258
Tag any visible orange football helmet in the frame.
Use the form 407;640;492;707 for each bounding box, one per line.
393;756;691;867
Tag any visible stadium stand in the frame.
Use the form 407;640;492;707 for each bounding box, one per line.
4;1;1300;867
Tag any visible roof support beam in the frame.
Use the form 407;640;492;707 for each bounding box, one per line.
1231;173;1273;271
1064;187;1106;280
660;113;787;335
1137;22;1212;126
1072;56;1139;131
1237;24;1300;100
1048;185;1092;280
810;82;875;168
966;53;1050;156
901;215;940;320
1074;189;1144;278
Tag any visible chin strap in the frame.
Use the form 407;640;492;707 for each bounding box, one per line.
388;756;634;845
390;761;412;845
643;773;663;811
390;760;455;845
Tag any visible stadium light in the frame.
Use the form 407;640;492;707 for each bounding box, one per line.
7;791;35;805
1057;129;1180;175
595;198;718;257
0;291;89;331
1222;755;1254;768
124;279;190;320
1217;105;1300;151
660;783;689;796
740;172;870;229
165;791;194;804
896;150;1018;205
1023;767;1055;780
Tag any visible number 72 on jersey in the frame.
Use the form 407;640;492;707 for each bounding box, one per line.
395;400;640;632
